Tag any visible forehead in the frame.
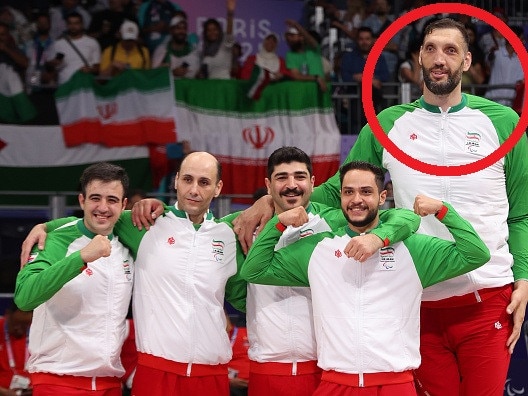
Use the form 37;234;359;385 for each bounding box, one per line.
423;27;465;47
342;169;376;187
85;179;124;196
180;156;218;180
271;161;309;176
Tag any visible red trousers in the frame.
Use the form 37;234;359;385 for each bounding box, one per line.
312;380;417;396
248;372;321;396
131;363;229;396
415;285;513;396
33;384;121;396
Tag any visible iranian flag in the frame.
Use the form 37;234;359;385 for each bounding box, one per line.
0;64;37;123
174;79;341;198
55;68;176;147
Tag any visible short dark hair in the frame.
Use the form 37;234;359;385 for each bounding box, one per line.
358;26;374;38
66;11;83;24
423;18;469;52
79;162;129;198
339;161;385;192
267;146;313;179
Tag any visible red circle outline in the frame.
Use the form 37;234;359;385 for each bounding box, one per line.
362;3;528;176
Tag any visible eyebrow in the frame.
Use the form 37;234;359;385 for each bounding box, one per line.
274;171;309;177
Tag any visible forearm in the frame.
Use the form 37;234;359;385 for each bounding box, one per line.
374;208;420;246
15;251;85;310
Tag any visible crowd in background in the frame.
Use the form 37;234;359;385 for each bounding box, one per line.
0;0;527;130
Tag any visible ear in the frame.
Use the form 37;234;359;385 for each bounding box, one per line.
463;50;472;72
264;178;271;195
174;172;179;190
310;175;315;191
379;190;387;207
122;197;128;211
214;180;223;197
78;193;85;210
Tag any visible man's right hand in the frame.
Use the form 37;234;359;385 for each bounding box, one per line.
80;235;111;263
20;223;48;268
131;198;165;230
277;206;309;228
232;195;274;254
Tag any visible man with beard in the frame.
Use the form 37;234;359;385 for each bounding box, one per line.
244;147;420;396
50;12;100;85
241;160;490;396
151;14;199;78
284;18;327;92
233;17;528;396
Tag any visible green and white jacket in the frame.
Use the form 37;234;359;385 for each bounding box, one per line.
241;203;490;376
312;94;528;300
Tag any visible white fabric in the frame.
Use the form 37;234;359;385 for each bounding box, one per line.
54;35;101;85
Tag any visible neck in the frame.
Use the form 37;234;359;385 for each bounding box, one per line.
68;32;83;39
423;87;462;112
188;213;205;225
348;217;379;235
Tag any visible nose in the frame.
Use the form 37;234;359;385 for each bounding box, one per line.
286;176;296;188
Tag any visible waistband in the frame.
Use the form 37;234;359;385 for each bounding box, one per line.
421;284;512;309
138;352;228;377
322;370;414;387
31;372;121;390
250;360;320;376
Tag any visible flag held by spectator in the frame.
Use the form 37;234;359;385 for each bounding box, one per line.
0;64;37;124
55;68;176;147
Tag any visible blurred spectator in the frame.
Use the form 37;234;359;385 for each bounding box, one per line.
50;12;100;85
485;25;524;107
478;7;507;56
361;0;400;79
49;0;91;40
0;303;33;396
231;42;242;78
284;19;327;91
196;0;236;80
461;23;486;93
240;33;288;80
0;22;29;74
88;0;137;50
99;20;150;77
340;26;389;128
137;0;181;54
330;0;367;47
382;179;395;208
397;37;422;101
0;6;32;48
126;188;147;210
152;15;199;78
23;12;56;92
396;0;434;60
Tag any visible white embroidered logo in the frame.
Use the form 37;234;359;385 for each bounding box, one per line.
494;321;502;330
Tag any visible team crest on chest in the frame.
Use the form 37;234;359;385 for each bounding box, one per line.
212;239;225;262
465;131;481;154
379;247;395;270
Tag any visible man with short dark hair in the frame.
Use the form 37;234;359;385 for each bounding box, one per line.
15;162;133;396
51;12;100;84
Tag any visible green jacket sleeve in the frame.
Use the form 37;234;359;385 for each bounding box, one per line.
374;208;420;245
224;240;247;312
15;240;86;311
46;216;77;231
407;203;491;288
113;210;147;257
241;217;327;287
311;121;384;207
503;130;528;281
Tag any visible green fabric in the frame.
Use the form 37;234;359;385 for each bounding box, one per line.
285;46;324;77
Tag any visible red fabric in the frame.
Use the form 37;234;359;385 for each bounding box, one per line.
132;364;229;396
240;55;290;80
0;317;29;389
415;286;513;396
120;319;137;383
229;327;250;380
313;379;417;396
33;384;121;396
31;373;121;390
249;371;321;396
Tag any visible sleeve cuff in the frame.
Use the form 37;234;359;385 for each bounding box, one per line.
435;204;449;220
275;222;287;232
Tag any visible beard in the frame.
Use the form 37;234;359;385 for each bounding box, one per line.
422;61;464;96
342;206;378;228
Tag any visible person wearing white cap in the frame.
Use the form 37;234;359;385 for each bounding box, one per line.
99;19;150;77
151;14;200;78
